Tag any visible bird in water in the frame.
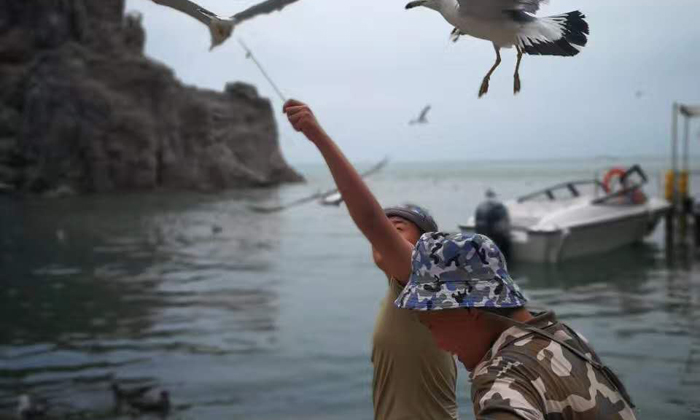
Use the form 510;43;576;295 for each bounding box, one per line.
111;382;155;412
150;0;302;50
405;0;589;97
409;105;431;125
17;394;48;420
127;390;171;418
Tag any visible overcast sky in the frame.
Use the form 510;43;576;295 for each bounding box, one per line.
125;0;700;164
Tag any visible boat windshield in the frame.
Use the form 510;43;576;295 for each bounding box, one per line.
517;180;605;203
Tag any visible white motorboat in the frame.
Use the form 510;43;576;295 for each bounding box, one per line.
459;165;671;263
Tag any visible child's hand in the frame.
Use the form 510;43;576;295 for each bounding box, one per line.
283;99;327;143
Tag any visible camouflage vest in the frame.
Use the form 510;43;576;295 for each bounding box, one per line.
471;311;637;420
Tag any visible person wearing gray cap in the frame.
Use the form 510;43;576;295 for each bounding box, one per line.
395;232;637;420
283;99;457;420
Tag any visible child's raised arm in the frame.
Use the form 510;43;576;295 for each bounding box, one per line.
283;99;414;282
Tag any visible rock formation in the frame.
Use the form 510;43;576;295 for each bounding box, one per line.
0;0;303;195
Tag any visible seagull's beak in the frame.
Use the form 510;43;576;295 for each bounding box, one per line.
405;1;427;9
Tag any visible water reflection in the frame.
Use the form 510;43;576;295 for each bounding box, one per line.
0;190;284;417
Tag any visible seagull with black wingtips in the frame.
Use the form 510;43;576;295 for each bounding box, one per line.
405;0;589;97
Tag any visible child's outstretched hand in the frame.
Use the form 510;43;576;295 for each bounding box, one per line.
283;99;327;143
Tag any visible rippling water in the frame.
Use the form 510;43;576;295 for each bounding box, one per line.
1;157;699;419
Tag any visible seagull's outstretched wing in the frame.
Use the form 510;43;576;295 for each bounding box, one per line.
250;157;389;213
249;190;326;213
457;0;548;18
316;157;389;206
232;0;303;24
359;156;389;178
418;105;431;121
151;0;233;49
151;0;219;26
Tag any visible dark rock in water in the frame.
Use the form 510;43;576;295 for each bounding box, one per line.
0;0;303;194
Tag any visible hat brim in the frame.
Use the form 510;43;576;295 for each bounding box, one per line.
394;274;527;311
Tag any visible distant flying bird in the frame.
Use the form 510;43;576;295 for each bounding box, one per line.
150;0;302;50
409;105;431;125
406;0;589;97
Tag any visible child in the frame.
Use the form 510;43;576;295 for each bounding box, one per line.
283;99;457;420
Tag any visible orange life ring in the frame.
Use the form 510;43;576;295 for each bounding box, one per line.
602;167;626;193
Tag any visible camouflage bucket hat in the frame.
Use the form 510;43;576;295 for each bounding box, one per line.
384;204;438;234
395;232;527;311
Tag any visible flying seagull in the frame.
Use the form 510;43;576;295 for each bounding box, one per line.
409;105;431;125
250;157;389;213
150;0;302;50
317;158;390;206
406;0;589;97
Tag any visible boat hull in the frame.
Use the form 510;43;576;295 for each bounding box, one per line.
460;206;667;263
516;213;655;263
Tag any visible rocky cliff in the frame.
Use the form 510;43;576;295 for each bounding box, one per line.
0;0;303;194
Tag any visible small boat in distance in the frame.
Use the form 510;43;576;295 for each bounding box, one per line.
459;165;670;263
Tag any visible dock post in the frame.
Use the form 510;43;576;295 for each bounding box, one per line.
694;202;700;247
667;103;679;254
665;209;675;257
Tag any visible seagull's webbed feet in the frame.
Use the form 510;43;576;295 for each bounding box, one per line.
478;45;502;98
478;78;490;98
449;28;461;43
514;46;524;95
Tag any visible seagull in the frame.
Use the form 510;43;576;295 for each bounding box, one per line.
17;394;48;420
409;105;431;125
111;382;155;402
150;0;302;50
111;382;155;413
127;390;171;417
405;0;589;97
250;157;389;212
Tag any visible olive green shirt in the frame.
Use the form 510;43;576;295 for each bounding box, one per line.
371;277;458;420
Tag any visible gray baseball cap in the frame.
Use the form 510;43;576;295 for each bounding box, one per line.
384;204;438;234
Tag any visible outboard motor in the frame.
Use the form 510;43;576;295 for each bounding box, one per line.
475;189;512;262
